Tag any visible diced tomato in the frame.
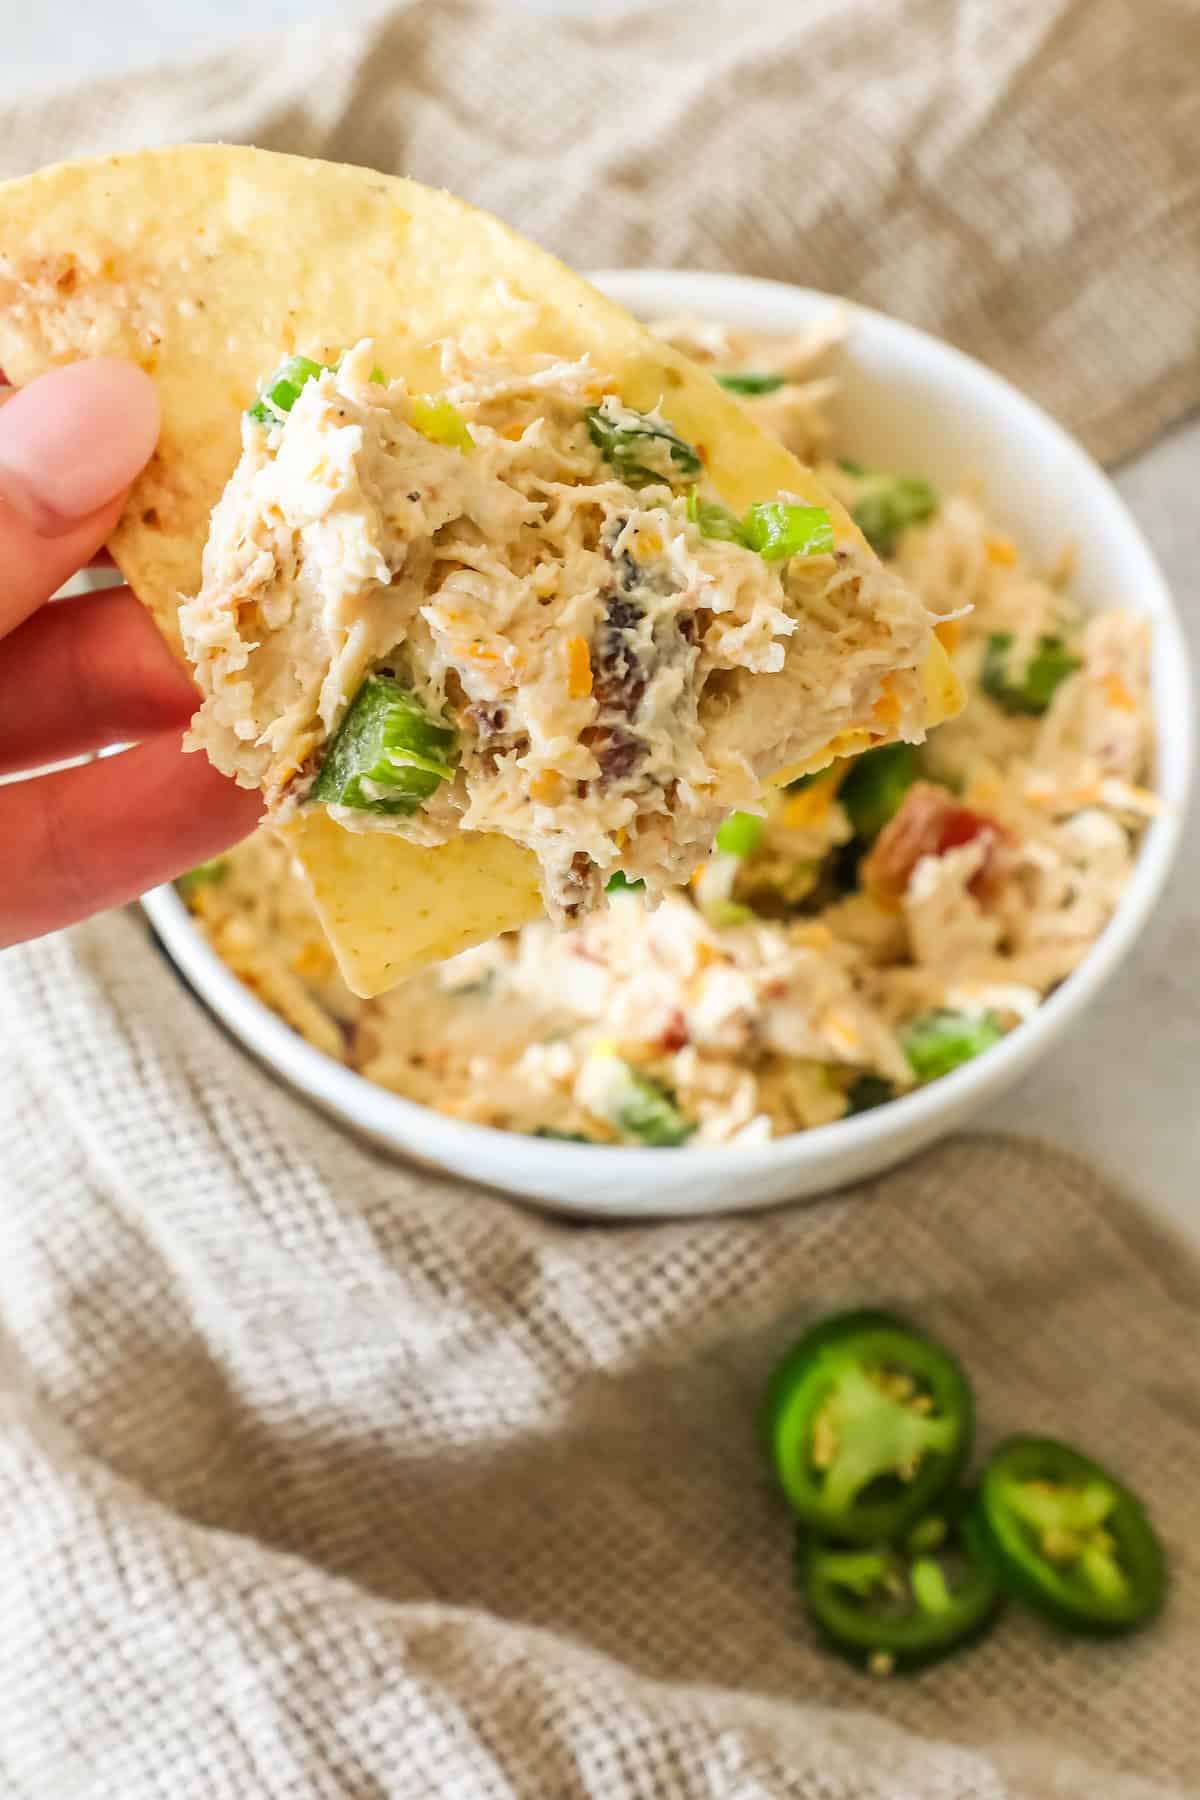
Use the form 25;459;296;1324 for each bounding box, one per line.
862;782;1009;902
659;1010;689;1053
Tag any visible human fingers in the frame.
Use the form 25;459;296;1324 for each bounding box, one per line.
0;360;159;637
1;735;263;948
0;586;198;776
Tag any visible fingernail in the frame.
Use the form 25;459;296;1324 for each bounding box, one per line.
0;360;160;535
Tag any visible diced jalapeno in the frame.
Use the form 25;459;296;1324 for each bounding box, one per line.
411;394;474;451
901;1010;1002;1083
839;744;918;842
686;487;745;544
845;1074;895;1116
980;633;1081;715
685;488;834;562
175;857;231;898
613;1066;696;1147
741;501;834;562
715;810;766;858
311;674;458;815
247;354;327;425
716;371;788;396
585;402;701;486
851;475;939;558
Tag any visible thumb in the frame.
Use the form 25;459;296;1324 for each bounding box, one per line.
0;359;159;536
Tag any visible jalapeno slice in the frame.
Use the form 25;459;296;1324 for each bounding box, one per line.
764;1311;973;1542
974;1436;1167;1635
798;1497;1004;1673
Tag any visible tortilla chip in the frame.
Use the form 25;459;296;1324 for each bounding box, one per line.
0;145;960;996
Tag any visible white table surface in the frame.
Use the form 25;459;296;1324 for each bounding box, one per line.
9;3;1198;1237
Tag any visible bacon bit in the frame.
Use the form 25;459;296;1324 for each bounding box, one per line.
530;770;562;804
985;535;1018;566
1102;671;1137;713
871;676;903;728
566;634;593;699
934;618;962;653
660;1011;689;1053
862;781;1011;903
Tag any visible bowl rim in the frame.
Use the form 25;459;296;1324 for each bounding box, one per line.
142;270;1194;1179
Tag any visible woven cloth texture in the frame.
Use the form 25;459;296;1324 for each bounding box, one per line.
0;912;1197;1796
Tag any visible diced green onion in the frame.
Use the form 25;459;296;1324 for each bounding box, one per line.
412;395;474;451
740;501;835;562
686;487;745;543
980;633;1082;716
534;1127;593;1143
839;743;918;841
311;673;458;815
715;810;766;858
716;371;788;397
584;403;701;486
837;456;867;476
605;870;646;895
175;857;231;897
247;354;326;425
901;1010;1002;1083
613;1067;696;1147
369;365;386;384
851;476;939;559
845;1074;895;1115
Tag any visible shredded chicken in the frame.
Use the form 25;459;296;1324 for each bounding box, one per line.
179;317;1155;1146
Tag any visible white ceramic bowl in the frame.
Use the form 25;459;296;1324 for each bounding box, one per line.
142;271;1192;1219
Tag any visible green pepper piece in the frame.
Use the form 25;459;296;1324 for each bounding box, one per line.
247;354;327;425
838;743;918;841
605;870;646;895
845;1074;895;1116
311;674;458;815
585;403;701;486
851;475;938;559
901;1010;1002;1083
609;1064;695;1147
175;857;231;898
974;1436;1167;1635
715;371;788;397
980;633;1082;715
763;1310;973;1542
740;501;834;562
715;810;766;858
799;1496;1004;1673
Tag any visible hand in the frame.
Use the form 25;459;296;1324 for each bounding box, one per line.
0;360;262;948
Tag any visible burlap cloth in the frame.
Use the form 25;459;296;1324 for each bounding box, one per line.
3;2;1199;1794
